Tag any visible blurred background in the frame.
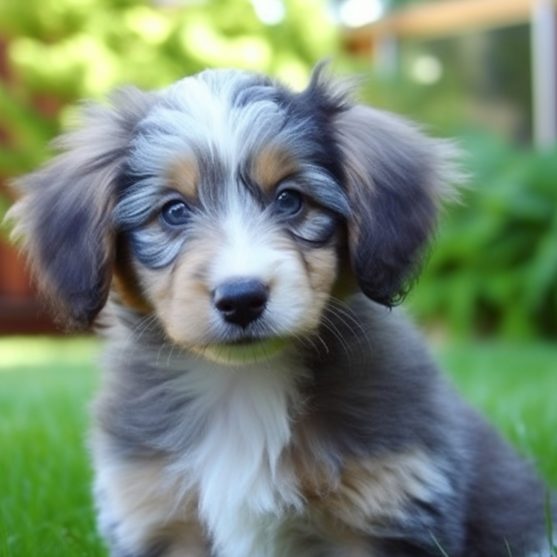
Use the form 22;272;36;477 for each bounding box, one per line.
0;0;556;340
0;1;556;553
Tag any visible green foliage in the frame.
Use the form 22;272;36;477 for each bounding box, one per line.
410;134;557;339
0;0;336;100
0;0;339;218
357;69;470;140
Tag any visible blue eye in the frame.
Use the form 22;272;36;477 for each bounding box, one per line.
161;199;190;226
275;189;303;217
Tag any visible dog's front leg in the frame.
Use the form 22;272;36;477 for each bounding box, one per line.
93;446;211;557
100;522;210;557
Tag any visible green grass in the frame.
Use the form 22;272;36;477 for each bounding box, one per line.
0;336;556;556
436;341;557;484
0;338;105;557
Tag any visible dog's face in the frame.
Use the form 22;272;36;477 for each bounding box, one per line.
111;70;350;362
8;66;458;363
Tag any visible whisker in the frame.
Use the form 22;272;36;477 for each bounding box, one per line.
293;333;321;355
326;298;372;353
114;311;159;369
130;312;159;343
318;314;354;359
327;298;367;336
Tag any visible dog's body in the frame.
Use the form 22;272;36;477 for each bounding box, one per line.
9;66;553;556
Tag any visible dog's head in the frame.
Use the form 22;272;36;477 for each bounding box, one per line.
8;66;459;363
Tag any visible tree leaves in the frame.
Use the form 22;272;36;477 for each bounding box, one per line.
411;136;557;339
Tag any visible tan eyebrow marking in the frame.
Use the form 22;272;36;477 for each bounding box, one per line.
251;146;300;194
167;157;199;200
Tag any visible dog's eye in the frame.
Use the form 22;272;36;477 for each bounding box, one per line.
275;189;303;217
161;199;190;226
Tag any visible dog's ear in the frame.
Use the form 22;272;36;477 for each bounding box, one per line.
7;88;154;328
334;105;460;306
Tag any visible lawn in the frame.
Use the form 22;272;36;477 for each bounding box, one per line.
0;338;105;557
0;336;556;556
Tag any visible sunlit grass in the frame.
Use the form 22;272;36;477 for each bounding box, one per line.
0;336;555;556
0;336;100;370
0;336;104;557
436;341;557;483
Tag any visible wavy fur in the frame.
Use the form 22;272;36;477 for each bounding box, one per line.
7;65;554;557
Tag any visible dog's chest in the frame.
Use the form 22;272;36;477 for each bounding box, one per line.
176;360;307;555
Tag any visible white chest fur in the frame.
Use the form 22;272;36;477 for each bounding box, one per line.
171;355;307;557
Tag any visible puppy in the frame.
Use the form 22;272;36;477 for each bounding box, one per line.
8;65;554;557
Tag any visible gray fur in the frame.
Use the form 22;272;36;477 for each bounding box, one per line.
94;299;552;556
6;65;554;557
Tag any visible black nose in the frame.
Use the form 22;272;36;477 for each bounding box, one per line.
213;279;269;328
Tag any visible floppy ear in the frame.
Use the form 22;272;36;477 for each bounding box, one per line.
7;87;154;328
334;105;460;306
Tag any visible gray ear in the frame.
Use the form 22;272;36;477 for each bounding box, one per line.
334;105;460;306
7;87;155;328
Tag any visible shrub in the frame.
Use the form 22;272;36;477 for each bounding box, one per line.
410;134;557;339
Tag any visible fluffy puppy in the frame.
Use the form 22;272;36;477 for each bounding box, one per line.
8;65;554;557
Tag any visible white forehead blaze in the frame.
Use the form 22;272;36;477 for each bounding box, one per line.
210;204;292;285
131;72;287;178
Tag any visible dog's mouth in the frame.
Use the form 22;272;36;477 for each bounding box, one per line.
200;336;289;365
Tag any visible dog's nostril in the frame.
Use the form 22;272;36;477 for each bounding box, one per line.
213;279;269;328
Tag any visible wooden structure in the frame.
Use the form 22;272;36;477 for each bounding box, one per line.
343;0;557;148
344;0;547;44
